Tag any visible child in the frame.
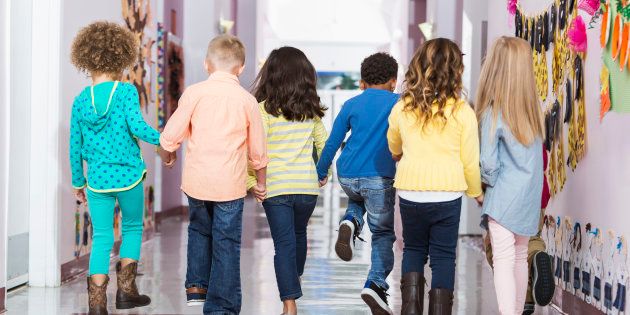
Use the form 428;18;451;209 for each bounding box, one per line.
316;52;399;314
69;21;161;315
476;36;545;315
387;38;483;315
159;35;268;314
248;46;328;315
484;145;554;315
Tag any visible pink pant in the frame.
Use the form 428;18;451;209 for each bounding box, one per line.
488;218;529;315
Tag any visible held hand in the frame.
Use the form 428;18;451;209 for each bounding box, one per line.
74;188;86;203
249;183;267;202
392;154;402;162
165;151;177;168
319;177;328;187
475;193;484;207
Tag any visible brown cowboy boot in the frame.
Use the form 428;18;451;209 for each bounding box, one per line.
115;261;151;309
401;272;425;315
428;288;453;315
87;276;109;315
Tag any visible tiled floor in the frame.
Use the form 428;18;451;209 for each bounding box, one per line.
6;198;561;314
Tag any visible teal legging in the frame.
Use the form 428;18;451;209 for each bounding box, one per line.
86;182;144;275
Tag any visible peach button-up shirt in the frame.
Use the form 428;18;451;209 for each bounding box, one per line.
160;71;268;202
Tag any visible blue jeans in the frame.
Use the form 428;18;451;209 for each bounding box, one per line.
338;177;396;290
185;195;244;315
262;194;317;301
399;197;462;290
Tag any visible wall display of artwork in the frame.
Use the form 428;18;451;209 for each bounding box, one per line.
600;0;630;116
73;201;92;259
513;0;590;196
156;22;166;129
543;214;629;313
144;185;155;230
164;33;184;121
122;0;155;111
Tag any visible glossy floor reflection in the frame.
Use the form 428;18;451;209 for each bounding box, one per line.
6;197;561;314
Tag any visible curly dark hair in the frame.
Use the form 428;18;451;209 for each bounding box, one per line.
360;52;398;85
253;47;327;121
402;38;464;130
70;21;138;75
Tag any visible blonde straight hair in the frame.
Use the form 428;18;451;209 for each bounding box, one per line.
475;36;544;146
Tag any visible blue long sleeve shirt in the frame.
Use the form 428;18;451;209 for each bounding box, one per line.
316;88;399;180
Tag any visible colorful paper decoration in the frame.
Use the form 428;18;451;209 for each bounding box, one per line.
156;22;166;129
600;65;612;120
601;0;630;114
568;15;588;52
579;0;601;16
122;0;154;110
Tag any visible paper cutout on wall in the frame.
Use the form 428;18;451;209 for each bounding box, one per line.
122;0;154;111
74;201;93;258
165;34;184;121
156;22;166;129
601;0;630;114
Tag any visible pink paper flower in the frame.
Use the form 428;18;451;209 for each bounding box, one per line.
508;0;518;15
578;0;600;16
568;15;588;52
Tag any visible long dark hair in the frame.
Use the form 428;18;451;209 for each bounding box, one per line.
253;47;326;121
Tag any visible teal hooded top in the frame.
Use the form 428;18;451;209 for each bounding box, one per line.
69;81;160;192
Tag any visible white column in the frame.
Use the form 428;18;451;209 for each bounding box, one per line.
0;0;12;295
28;0;62;287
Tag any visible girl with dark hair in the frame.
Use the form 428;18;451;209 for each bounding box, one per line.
248;46;328;315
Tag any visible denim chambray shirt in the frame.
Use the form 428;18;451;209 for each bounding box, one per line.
479;110;543;237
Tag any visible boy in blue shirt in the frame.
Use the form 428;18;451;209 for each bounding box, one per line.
317;52;399;315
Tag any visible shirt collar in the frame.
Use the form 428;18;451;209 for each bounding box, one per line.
208;71;240;83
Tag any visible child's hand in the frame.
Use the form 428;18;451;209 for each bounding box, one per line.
319;177;328;187
475;193;484;207
158;146;177;168
392;154;402;162
74;188;86;203
165;151;177;168
249;183;267;202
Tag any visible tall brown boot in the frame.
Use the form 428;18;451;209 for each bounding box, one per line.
87;276;109;315
115;261;151;309
401;272;425;315
428;288;453;315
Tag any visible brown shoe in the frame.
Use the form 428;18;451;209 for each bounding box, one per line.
186;286;207;306
87;276;109;315
428;288;453;315
115;261;151;309
401;272;424;315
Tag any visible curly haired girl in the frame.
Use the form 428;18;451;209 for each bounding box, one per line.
69;21;164;315
387;38;483;315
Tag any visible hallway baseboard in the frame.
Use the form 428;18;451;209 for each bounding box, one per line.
60;241;121;283
0;287;5;313
552;285;601;314
155;206;188;230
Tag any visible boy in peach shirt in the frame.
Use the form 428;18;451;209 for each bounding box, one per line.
159;35;268;314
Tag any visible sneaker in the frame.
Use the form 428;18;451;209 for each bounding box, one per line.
522;302;535;315
186;287;207;306
361;281;393;315
532;251;555;306
335;215;358;261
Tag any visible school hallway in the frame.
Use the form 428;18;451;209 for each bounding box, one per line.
4;197;562;315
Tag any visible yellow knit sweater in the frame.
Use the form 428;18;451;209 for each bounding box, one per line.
387;98;482;198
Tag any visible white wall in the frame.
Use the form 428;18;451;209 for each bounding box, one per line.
0;0;10;296
7;0;33;288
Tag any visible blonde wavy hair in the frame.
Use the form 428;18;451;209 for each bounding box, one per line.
475;36;544;146
402;38;465;130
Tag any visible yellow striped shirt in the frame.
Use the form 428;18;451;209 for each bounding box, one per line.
247;102;328;198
